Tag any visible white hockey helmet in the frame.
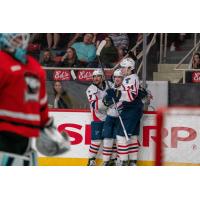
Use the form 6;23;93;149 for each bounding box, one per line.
113;69;123;77
92;69;104;77
120;57;135;70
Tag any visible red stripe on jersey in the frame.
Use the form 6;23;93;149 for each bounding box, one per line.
0;121;39;137
127;90;134;101
95;95;98;110
92;110;101;122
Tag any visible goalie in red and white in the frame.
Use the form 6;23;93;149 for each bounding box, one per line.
0;33;70;166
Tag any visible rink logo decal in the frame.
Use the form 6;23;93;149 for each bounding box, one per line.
53;70;71;81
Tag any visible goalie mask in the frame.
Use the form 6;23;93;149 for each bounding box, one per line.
0;33;30;64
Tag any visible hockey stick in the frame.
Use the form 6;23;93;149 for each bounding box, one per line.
96;40;129;141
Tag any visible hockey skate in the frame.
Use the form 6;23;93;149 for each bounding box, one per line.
109;159;117;166
129;160;137;166
102;161;110;166
118;160;128;166
87;158;96;166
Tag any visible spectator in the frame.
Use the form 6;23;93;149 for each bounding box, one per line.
100;37;118;68
47;33;60;50
168;33;186;52
117;48;126;62
53;81;72;109
67;33;83;48
109;33;129;50
59;47;81;68
192;52;200;69
93;33;108;47
40;50;55;67
72;33;96;66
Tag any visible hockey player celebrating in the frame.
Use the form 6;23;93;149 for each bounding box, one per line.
102;69;124;166
0;33;70;166
117;57;143;166
86;69;112;166
103;57;143;166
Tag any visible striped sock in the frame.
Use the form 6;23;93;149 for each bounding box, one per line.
117;135;129;161
89;140;101;159
128;136;139;160
103;139;113;162
111;141;117;160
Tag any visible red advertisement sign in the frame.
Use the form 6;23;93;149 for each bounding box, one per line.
77;70;94;82
192;71;200;83
53;70;71;81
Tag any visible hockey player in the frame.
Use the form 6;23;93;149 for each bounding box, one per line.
86;69;112;166
102;69;124;166
103;58;143;166
0;33;70;166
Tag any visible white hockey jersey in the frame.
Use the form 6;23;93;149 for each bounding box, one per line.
86;81;112;121
120;74;140;102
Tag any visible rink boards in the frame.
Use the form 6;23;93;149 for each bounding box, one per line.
38;109;200;166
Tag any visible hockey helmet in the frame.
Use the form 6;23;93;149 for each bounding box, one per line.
120;57;135;70
113;69;123;77
92;69;104;77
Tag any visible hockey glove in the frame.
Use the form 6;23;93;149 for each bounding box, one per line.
36;117;70;156
138;87;148;100
103;95;114;107
106;88;122;103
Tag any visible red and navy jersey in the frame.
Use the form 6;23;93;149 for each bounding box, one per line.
0;51;49;138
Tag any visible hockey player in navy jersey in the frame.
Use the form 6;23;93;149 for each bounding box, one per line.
102;69;124;166
86;69;112;166
103;57;143;166
117;57;143;166
0;33;70;166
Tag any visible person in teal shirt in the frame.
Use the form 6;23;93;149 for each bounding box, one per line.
72;33;96;64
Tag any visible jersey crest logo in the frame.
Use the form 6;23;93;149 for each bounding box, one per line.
24;72;41;102
125;78;131;84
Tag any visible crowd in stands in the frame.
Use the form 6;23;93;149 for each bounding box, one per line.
28;33;141;68
28;33;197;70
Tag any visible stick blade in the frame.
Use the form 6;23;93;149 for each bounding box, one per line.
96;40;107;56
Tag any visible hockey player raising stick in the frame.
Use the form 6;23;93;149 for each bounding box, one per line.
86;69;114;166
0;33;70;166
102;69;124;166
